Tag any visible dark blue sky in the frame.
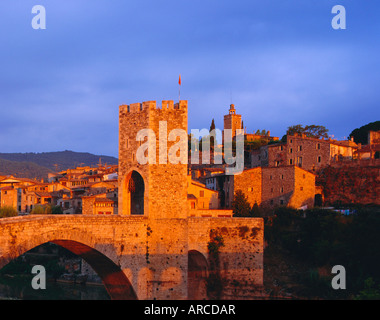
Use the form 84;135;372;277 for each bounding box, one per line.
0;0;379;157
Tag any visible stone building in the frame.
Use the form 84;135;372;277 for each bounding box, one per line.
356;130;380;160
251;134;358;172
209;165;316;210
187;174;220;210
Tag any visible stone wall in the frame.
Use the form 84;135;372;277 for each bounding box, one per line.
188;217;264;299
318;161;380;205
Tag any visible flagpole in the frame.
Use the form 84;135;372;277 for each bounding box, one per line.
179;74;181;101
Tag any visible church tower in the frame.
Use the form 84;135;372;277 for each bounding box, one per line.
223;104;242;141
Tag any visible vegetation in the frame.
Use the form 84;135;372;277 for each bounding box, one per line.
231;190;263;217
0;150;118;180
265;205;380;299
207;229;225;299
30;205;64;215
348;121;380;145
286;124;329;139
0;206;18;218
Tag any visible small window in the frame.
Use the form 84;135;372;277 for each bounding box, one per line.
300;187;303;191
280;187;284;193
200;190;204;197
317;143;321;150
280;200;284;205
289;159;293;165
317;156;322;163
271;188;274;193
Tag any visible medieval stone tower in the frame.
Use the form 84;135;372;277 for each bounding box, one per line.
118;100;188;219
223;104;242;141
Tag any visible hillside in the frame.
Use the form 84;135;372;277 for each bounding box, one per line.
0;151;118;180
0;159;53;180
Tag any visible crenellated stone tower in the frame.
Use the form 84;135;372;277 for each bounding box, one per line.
118;100;188;219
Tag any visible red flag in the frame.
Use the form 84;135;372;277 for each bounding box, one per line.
179;74;181;86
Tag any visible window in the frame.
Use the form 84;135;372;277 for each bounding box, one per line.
303;174;306;179
300;187;303;191
270;175;272;180
318;156;322;163
289;159;293;165
298;145;302;151
289;148;293;154
280;200;284;205
200;190;204;197
271;188;274;193
281;175;284;179
297;157;303;167
317;143;321;150
280;187;284;193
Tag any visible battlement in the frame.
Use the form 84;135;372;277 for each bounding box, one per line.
120;100;188;113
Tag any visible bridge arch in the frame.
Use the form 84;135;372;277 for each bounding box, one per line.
0;216;138;300
188;250;209;300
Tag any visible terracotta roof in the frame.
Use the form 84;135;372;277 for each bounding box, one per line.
94;197;117;203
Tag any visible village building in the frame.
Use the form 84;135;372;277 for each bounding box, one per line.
205;165;316;211
250;134;358;172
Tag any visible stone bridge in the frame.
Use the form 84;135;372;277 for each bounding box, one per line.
0;214;263;300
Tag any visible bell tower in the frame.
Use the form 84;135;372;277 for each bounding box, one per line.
223;104;242;141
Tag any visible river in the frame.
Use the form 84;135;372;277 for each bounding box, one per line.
0;275;110;300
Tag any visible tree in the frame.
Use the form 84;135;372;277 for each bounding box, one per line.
348;121;380;145
304;125;329;139
231;190;252;217
250;202;262;217
287;124;329;139
209;118;216;132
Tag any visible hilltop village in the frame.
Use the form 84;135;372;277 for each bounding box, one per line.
0;104;379;217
